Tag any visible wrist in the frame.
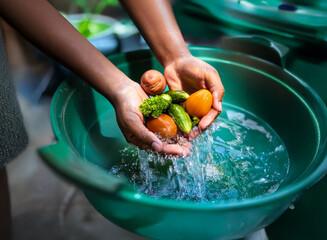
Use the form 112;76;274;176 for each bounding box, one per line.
104;77;137;107
81;56;134;105
159;42;192;68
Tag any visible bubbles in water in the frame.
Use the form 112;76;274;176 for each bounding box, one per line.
110;105;290;202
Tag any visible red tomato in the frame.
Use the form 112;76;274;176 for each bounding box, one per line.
147;114;177;138
185;89;212;118
141;70;167;96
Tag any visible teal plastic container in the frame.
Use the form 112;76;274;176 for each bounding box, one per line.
174;0;327;104
39;47;327;240
173;2;327;237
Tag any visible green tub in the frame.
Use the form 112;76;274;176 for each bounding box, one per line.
39;47;327;240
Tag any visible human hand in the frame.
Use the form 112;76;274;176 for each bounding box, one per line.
110;79;191;155
164;55;225;131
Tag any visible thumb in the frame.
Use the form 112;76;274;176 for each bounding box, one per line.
207;72;224;112
130;121;163;152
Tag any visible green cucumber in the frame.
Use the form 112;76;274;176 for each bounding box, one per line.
168;104;192;133
165;90;189;103
160;93;172;103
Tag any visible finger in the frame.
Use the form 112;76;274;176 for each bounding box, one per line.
128;119;192;155
164;67;183;91
217;84;225;112
199;108;219;130
128;137;151;150
137;87;150;102
187;127;201;139
177;135;193;149
128;120;164;152
126;130;157;150
162;143;191;156
211;86;224;112
207;70;225;112
128;134;190;156
212;90;219;111
182;141;193;149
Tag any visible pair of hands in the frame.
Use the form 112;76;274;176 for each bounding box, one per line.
112;55;224;156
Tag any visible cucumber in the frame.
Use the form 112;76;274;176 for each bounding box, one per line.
165;90;189;103
160;93;172;103
168;104;192;133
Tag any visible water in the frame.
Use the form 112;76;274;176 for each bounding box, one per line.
110;104;290;202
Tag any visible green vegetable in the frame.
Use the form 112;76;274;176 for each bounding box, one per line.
168;104;192;133
165;90;189;103
139;94;172;118
160;93;172;102
192;117;200;127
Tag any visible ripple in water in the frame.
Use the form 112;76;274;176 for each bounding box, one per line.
110;105;290;202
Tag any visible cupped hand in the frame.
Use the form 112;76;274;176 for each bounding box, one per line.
164;55;225;131
110;80;191;155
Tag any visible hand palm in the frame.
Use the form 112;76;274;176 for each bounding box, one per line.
164;56;224;130
165;57;210;92
113;81;190;155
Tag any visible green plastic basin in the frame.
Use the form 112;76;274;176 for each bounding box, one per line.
39;47;327;240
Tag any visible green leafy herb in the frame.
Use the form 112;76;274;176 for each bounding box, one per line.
192;116;200;127
139;94;172;118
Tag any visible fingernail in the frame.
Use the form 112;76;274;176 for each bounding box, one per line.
152;142;162;152
182;148;190;157
218;101;223;112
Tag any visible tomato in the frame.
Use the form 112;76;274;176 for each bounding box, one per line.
141;70;167;96
147;114;177;138
185;89;212;118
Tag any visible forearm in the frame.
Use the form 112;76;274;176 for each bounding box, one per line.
120;0;190;67
0;0;127;103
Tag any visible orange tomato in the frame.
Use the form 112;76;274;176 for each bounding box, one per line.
147;114;177;138
185;89;212;118
141;70;167;96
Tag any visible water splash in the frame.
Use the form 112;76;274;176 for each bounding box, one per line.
111;105;290;202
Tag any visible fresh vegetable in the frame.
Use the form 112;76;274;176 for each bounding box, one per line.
185;89;212;118
141;69;167;96
168;104;192;134
139;94;172;118
192;117;200;127
147;114;177;138
165;90;189;103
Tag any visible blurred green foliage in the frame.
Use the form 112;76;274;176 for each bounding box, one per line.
73;0;118;37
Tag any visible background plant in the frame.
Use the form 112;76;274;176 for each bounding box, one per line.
73;0;119;38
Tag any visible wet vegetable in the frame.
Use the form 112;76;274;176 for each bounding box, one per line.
168;104;192;134
192;117;200;127
141;70;167;96
147;114;177;138
185;89;212;118
165;90;189;103
139;94;172;118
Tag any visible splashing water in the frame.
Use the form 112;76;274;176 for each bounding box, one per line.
110;104;290;202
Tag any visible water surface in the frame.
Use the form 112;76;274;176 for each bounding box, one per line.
110;104;290;202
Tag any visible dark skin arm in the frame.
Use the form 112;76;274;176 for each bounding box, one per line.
120;0;225;131
0;0;190;155
0;0;121;100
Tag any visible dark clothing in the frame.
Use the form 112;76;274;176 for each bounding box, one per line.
0;28;28;169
